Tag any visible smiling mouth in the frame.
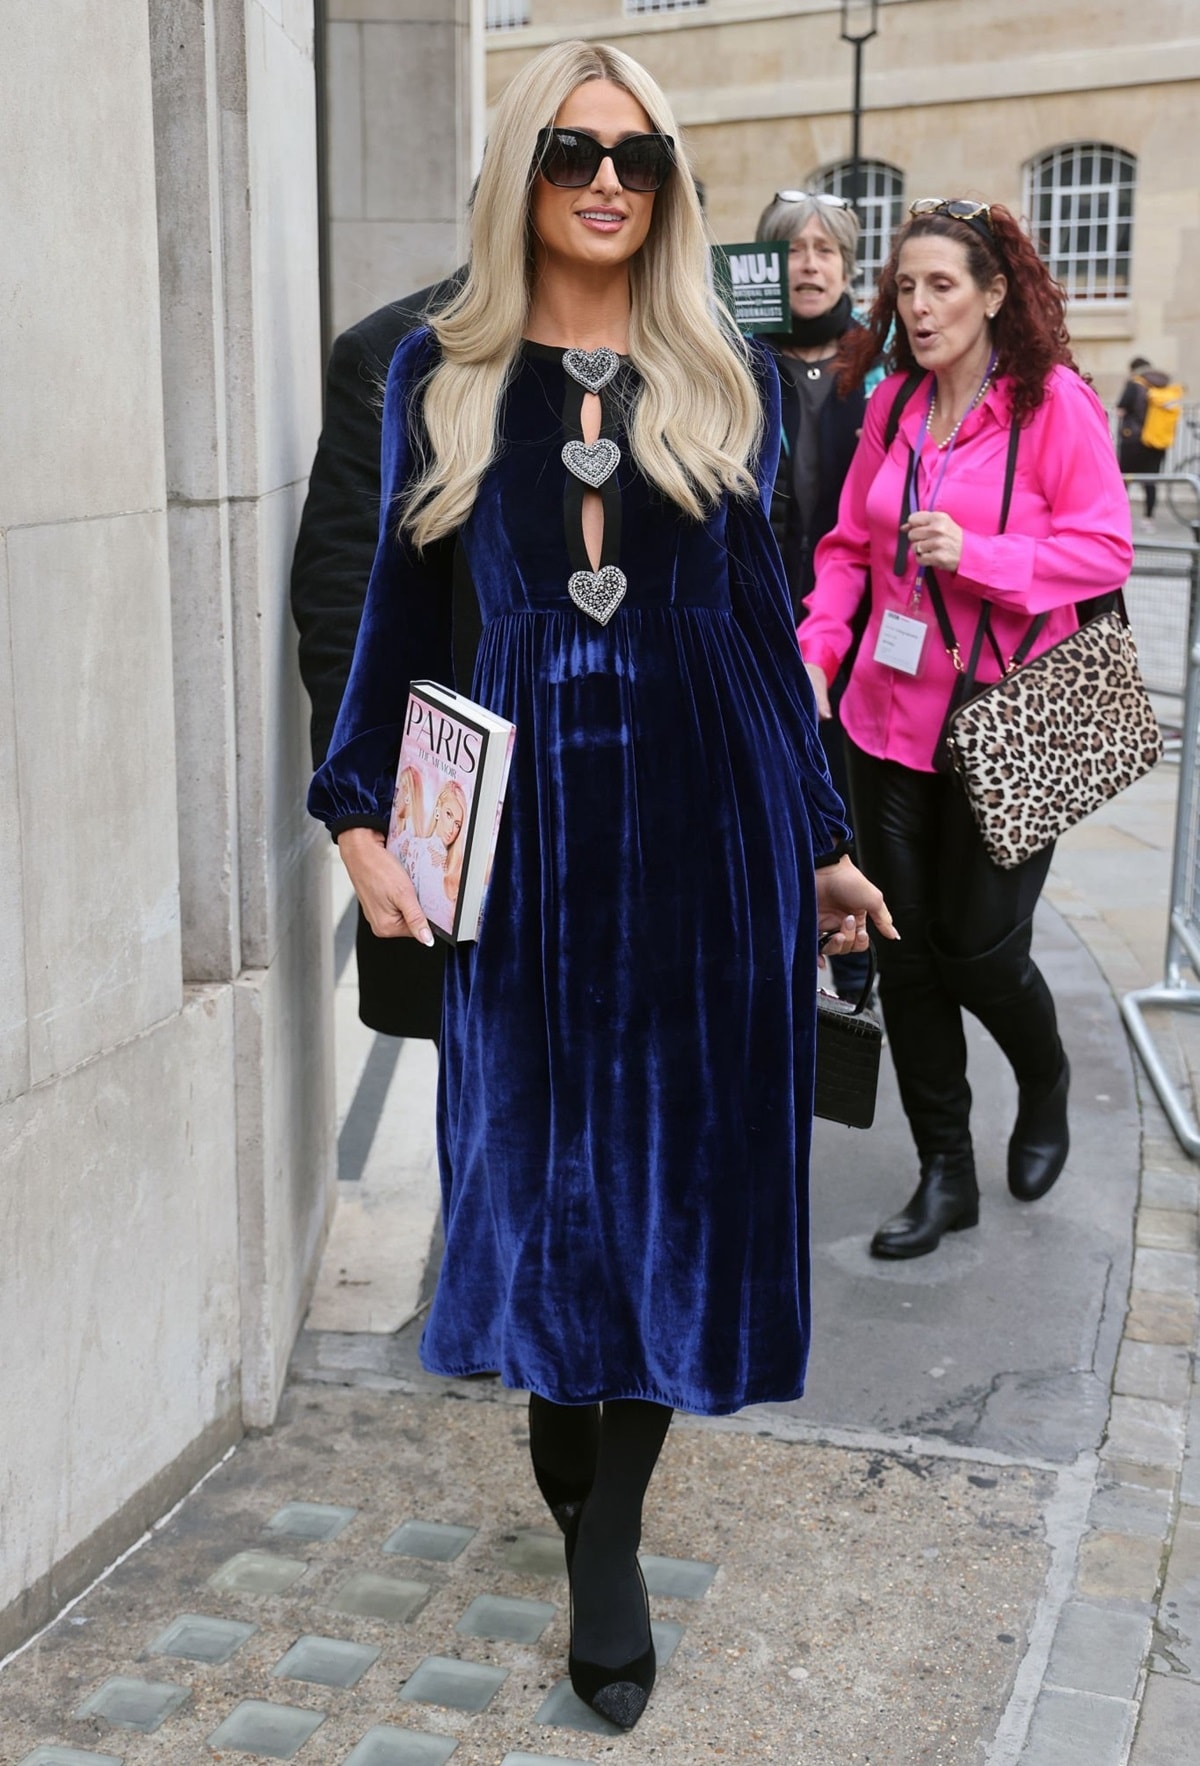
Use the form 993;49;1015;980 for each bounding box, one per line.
577;209;625;224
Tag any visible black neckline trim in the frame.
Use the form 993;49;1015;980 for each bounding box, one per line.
520;339;631;365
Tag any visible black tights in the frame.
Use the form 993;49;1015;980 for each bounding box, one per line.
529;1394;672;1665
846;742;1063;1156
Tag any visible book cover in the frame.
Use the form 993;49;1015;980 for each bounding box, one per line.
387;682;516;944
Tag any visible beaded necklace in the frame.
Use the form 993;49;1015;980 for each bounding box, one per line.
928;368;994;451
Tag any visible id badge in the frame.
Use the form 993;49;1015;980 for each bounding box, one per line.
873;608;928;677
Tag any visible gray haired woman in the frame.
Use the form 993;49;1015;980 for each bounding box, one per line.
758;191;876;996
756;191;867;614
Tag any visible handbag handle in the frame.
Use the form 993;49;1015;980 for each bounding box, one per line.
815;939;871;1024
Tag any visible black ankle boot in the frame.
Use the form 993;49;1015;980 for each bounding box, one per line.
870;1151;979;1259
565;1510;656;1730
1008;1052;1070;1201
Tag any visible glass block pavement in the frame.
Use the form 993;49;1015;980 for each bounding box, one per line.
73;1677;190;1733
263;1502;358;1542
271;1634;381;1689
327;1570;430;1623
455;1593;556;1643
17;1498;716;1760
501;1755;596;1766
18;1750;124;1766
399;1653;509;1713
206;1699;327;1759
381;1520;477;1562
146;1613;257;1664
343;1729;459;1766
208;1550;308;1596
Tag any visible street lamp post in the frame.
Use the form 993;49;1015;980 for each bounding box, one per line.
840;0;879;214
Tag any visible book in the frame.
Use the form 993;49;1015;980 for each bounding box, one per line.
387;681;516;945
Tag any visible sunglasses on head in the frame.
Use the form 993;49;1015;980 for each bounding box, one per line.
908;197;993;232
534;126;676;194
774;190;854;210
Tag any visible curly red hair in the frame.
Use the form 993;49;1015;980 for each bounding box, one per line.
839;203;1080;423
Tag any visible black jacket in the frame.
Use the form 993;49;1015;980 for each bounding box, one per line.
765;331;868;620
1117;369;1170;473
291;279;463;1040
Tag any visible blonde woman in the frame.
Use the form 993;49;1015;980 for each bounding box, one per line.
309;40;893;1730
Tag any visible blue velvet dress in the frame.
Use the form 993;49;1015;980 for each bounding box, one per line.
308;330;849;1416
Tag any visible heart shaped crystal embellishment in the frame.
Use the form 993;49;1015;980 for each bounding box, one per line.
562;346;620;394
562;438;620;488
567;565;627;625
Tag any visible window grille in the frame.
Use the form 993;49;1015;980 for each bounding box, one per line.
809;160;904;298
624;1;707;14
1025;143;1136;300
486;0;530;28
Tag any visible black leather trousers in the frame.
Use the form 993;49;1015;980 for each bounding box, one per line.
846;741;1063;1157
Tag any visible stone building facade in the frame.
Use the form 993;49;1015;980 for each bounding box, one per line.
0;0;475;1656
486;0;1200;399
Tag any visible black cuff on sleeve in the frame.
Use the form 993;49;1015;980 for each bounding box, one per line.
814;837;854;869
328;814;390;844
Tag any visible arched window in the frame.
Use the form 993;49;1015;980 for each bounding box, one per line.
809;160;904;297
1025;144;1136;300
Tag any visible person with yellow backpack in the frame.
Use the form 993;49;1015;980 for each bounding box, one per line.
1118;354;1185;531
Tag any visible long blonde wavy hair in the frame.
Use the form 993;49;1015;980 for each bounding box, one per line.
401;40;762;549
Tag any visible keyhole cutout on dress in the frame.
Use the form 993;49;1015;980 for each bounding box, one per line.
580;389;604;571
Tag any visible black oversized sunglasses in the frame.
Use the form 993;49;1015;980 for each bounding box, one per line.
533;126;676;194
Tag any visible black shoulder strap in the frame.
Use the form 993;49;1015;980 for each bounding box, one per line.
888;371;928;577
924;416;1047;681
884;368;926;451
997;416;1021;535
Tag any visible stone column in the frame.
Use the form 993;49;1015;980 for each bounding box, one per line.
0;0;336;1654
151;0;336;1431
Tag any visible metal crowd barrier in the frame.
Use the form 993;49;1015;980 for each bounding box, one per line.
1120;474;1200;1155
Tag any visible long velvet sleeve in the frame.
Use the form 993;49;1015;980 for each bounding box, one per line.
307;328;454;834
724;341;852;859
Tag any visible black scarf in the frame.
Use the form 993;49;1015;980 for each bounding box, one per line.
786;291;853;349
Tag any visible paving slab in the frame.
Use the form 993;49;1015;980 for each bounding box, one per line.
1020;1685;1137;1766
1045;1601;1151;1701
1152;1506;1200;1677
1128;1671;1200;1763
0;1383;1055;1766
762;902;1140;1465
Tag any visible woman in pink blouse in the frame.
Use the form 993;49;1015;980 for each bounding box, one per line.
803;199;1133;1260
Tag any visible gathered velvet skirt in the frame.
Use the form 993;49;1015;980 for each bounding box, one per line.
420;604;821;1415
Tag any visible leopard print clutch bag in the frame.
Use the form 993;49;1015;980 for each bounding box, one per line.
944;607;1163;870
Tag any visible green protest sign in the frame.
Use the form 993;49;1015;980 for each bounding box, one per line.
711;241;790;333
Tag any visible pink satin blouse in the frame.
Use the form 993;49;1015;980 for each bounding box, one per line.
801;365;1134;772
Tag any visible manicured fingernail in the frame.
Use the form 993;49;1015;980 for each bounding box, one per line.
419;928;435;947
